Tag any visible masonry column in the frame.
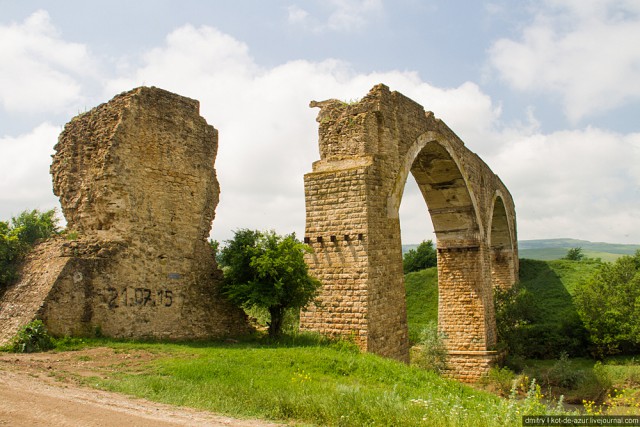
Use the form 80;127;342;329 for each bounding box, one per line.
300;163;372;350
437;241;500;382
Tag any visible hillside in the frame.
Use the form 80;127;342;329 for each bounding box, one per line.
404;267;438;342
404;258;602;356
404;239;640;261
519;238;640;261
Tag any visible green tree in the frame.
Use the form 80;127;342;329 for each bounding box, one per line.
574;251;640;357
0;209;58;292
403;240;437;273
564;247;584;261
219;229;321;337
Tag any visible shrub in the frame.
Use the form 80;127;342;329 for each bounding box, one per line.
494;281;536;356
546;352;585;389
564;247;585;261
574;251;640;357
12;319;54;353
481;366;517;396
403;240;436;273
1;209;59;293
412;321;448;374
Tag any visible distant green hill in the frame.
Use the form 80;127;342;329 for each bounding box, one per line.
403;238;640;261
518;238;640;261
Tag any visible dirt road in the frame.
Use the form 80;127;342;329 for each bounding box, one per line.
0;349;281;427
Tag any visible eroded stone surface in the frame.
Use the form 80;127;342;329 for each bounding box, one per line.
0;87;248;343
301;84;518;381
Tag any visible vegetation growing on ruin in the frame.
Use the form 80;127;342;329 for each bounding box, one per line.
0;209;58;293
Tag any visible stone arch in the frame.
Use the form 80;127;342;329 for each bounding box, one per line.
300;84;518;381
489;193;518;291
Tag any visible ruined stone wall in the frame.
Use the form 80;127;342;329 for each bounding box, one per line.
301;84;518;380
300;167;370;346
0;87;248;343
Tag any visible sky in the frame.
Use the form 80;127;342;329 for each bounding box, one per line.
1;0;639;245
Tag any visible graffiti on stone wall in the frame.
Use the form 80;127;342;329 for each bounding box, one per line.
105;287;174;309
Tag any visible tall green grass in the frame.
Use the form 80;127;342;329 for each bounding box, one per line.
70;337;569;426
405;267;438;343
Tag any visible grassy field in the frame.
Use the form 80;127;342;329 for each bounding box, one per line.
43;256;614;425
48;336;569;426
405;267;438;343
4;253;638;424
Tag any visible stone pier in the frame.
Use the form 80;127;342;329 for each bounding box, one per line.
0;87;249;344
300;84;518;381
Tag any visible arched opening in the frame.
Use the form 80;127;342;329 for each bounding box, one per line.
399;175;437;344
490;195;517;290
301;84;516;380
391;137;494;355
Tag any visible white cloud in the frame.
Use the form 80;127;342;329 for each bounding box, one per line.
489;0;640;122
489;127;640;243
0;10;97;115
287;5;309;24
0;123;60;218
326;0;383;32
1;15;639;246
287;0;383;33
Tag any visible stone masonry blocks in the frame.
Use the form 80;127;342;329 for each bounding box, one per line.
301;84;518;381
0;87;249;344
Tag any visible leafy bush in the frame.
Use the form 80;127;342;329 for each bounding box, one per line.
574;251;640;357
1;209;58;293
546;352;585;389
480;366;517;396
12;319;54;353
10;209;58;246
412;320;448;374
494;281;536;356
403;240;436;273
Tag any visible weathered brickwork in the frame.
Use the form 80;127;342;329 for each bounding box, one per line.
301;84;518;381
0;87;249;344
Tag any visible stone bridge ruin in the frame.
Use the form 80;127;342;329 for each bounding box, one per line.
0;87;249;344
299;84;518;381
0;83;517;382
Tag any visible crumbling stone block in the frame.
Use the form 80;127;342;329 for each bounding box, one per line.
0;87;248;343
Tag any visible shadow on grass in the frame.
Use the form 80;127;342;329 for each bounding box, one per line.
512;259;589;359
